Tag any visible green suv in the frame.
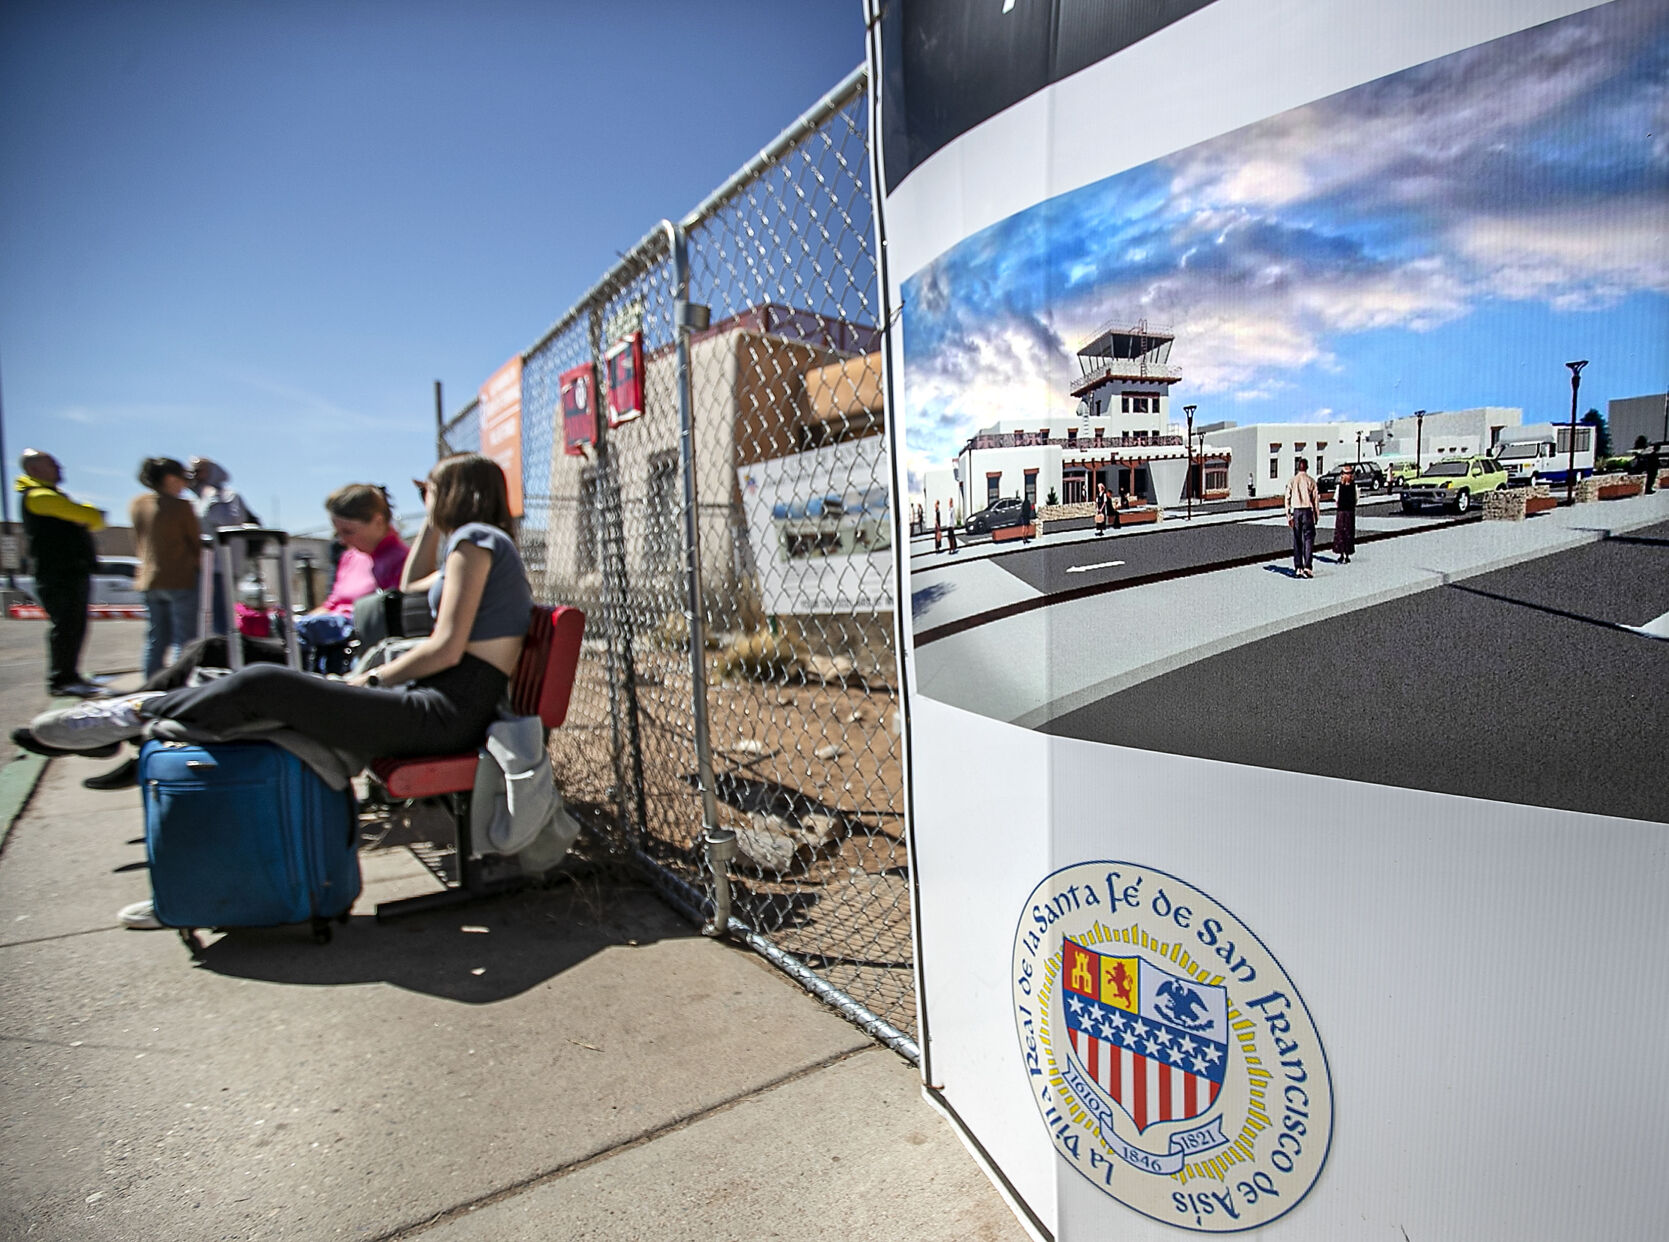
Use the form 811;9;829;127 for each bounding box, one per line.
1399;456;1507;514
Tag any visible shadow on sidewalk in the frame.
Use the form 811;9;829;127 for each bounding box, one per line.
180;882;688;1004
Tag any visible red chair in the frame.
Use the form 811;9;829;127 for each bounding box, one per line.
370;605;585;919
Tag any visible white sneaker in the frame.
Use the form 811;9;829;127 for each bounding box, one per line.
118;900;162;930
30;692;164;751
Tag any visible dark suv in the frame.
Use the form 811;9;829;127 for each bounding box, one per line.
964;497;1027;535
1318;462;1386;496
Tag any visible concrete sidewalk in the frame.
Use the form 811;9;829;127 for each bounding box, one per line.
912;488;1669;725
0;728;1021;1240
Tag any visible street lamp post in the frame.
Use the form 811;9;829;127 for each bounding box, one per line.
1414;409;1426;477
1184;404;1197;521
1566;359;1589;505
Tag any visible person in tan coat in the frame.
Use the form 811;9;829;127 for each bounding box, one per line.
130;457;201;678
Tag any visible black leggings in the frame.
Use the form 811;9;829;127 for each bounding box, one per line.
144;655;508;758
141;634;289;692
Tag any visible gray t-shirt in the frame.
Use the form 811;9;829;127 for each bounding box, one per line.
426;522;533;640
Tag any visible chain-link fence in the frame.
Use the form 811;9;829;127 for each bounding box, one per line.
438;67;914;1057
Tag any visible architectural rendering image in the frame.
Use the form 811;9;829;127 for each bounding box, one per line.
901;0;1669;824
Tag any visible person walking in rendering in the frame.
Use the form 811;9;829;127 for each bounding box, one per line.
1020;491;1034;542
1633;436;1660;494
1330;463;1358;564
130;457;202;679
933;500;943;552
1094;481;1120;535
14;450;106;697
1285;455;1321;578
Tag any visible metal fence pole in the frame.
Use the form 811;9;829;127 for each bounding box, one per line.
590;303;651;853
663;219;727;931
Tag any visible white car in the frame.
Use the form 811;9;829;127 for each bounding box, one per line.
13;557;147;608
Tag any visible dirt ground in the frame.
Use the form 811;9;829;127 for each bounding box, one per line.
545;637;916;1035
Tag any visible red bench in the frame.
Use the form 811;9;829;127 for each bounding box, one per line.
372;604;586;918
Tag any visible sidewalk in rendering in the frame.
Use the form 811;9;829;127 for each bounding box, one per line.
906;491;1411;632
912;488;1669;726
0;666;1023;1241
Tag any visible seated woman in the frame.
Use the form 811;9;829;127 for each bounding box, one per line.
68;483;411;791
312;483;410;618
20;453;530;770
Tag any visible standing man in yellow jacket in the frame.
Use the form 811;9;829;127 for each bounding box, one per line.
15;450;106;697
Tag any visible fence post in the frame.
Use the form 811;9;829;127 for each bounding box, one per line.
589;302;651;853
662;220;727;932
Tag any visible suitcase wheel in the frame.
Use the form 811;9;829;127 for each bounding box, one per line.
336;910;351;925
311;918;332;945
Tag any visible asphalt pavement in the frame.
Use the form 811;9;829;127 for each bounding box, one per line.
0;618;1023;1242
1043;521;1669;823
910;489;1669;827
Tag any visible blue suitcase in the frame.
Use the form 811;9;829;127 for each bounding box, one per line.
140;739;361;949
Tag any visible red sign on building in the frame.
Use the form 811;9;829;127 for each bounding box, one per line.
561;362;598;457
606;332;645;428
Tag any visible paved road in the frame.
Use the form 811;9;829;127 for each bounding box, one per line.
1042;522;1669;824
1;618;141;741
989;504;1461;596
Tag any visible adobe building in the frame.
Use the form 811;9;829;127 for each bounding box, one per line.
922;320;1230;517
534;304;885;646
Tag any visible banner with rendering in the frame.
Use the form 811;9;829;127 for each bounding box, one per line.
871;1;1669;1237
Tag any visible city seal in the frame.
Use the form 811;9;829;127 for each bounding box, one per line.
1012;861;1332;1231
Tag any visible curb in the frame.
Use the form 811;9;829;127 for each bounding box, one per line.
0;751;50;855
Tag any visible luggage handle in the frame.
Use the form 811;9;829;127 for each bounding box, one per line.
185;758;219;770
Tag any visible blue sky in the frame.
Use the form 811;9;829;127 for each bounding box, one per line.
902;0;1669;485
1;0;862;534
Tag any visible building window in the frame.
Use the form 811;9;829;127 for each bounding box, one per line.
1315;454;1324;473
987;473;1001;505
1121;396;1130;413
577;467;600;574
643;451;679;571
1204;468;1229;492
1269;457;1280;480
1024;470;1038;505
1067;427;1078;444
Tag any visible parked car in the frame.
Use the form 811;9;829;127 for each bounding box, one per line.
1317;462;1387;495
964;497;1028;535
12;557;147;609
1399;457;1508;513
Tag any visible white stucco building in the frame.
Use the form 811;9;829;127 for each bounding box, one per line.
921;320;1231;518
1200;407;1525;500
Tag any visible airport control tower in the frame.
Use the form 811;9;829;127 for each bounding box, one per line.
1069;318;1181;438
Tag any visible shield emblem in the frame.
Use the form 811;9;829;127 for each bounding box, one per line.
1060;938;1229;1133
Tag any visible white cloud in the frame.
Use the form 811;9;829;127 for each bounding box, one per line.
1453;196;1669;308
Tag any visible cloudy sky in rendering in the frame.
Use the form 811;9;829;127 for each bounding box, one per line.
901;0;1669;488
